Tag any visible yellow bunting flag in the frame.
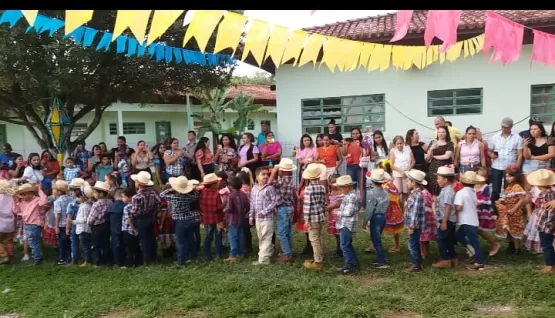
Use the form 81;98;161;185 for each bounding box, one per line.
21;10;38;26
264;25;290;67
147;10;184;45
112;10;152;42
368;44;391;72
297;33;325;67
183;10;223;52
391;46;412;70
214;11;248;54
320;37;343;72
342;41;363;72
281;30;307;66
473;34;485;52
445;41;463;62
425;46;439;67
65;10;94;35
412;46;427;69
358;43;375;70
241;19;271;66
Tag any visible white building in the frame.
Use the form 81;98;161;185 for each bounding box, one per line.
262;10;555;144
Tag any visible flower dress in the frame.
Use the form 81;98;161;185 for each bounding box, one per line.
495;184;526;240
218;147;238;178
524;186;555;253
382;181;404;235
476;184;496;231
419;188;437;242
295;188;308;232
155;200;176;251
327;192;344;235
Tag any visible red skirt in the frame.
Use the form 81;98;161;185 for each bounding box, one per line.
43;227;57;246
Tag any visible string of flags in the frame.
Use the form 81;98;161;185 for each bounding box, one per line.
0;10;235;67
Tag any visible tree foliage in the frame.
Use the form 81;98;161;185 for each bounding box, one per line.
231;71;273;86
0;10;240;154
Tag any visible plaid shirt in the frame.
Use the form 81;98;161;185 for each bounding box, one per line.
66;198;79;222
122;204;138;236
75;202;92;234
405;187;426;230
364;187;390;223
274;176;296;206
249;183;279;222
337;190;359;232
488;132;523;170
160;189;201;222
200;187;223;225
535;189;555;235
131;187;161;217
303;180;327;224
164;150;184;177
64;167;81;182
53;194;72;227
71;150;90;171
87;199;111;226
226;189;250;227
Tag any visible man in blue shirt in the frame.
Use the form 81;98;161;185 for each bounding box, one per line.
257;121;270;146
0;143;20;170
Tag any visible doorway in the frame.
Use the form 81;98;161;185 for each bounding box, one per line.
155;121;172;145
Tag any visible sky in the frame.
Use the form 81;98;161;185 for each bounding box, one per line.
232;10;397;76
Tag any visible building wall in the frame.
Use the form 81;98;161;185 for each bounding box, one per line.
0;102;276;156
274;45;552;145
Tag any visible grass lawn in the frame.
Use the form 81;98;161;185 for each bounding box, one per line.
1;230;554;318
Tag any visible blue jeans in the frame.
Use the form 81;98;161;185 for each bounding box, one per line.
370;213;387;264
204;224;222;259
70;226;80;264
56;227;68;262
490;168;505;210
457;224;484;264
277;205;293;257
228;224;245;257
340;227;358;268
79;232;92;263
436;221;457;260
539;232;555;266
135;215;156;265
408;229;422;265
347;164;367;207
25;224;42;262
175;219;197;265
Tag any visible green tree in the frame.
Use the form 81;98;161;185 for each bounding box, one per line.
0;10;240;154
227;92;264;144
231;71;273;86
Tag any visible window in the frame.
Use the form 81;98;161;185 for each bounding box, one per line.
71;123;87;138
301;94;385;134
427;88;483;116
531;84;555;123
108;122;146;135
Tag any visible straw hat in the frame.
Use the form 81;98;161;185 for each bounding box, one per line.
130;171;154;186
302;163;326;180
276;158;297;171
92;181;111;192
82;184;94;199
437;166;455;176
52;180;69;192
202;173;222;185
16;183;39;194
405;169;428;185
526;169;555;187
0;179;15;195
169;176;199;194
367;169;388;183
459;171;485;185
69;178;86;189
333;175;355;187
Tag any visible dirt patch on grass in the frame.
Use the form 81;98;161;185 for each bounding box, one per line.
474;303;516;317
97;309;140;318
159;309;209;318
456;265;503;277
0;313;18;318
344;275;392;288
382;311;422;318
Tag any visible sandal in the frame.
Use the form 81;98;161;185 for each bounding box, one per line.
364;247;376;253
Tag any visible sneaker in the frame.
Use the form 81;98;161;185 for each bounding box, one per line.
276;255;294;263
374;263;390;269
252;261;270;266
432;260;452;268
79;262;90;267
224;257;238;262
407;264;422;272
341;267;356;275
466;245;475;257
21;254;30;262
57;260;67;266
465;263;485;271
336;265;348;273
489;243;500;257
33;259;43;266
304;260;322;270
364;247;376;254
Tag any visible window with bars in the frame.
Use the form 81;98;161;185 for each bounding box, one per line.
71;123;88;138
531;84;555;124
108;122;146;135
427;88;483;116
301;94;386;135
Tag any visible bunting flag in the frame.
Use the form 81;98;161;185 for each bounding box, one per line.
358;43;375;70
483;11;524;65
320;36;343;72
297;33;325;67
531;30;555;66
264;25;290;67
281;30;307;66
111;10;152;42
148;10;184;45
390;10;413;42
182;10;223;52
64;10;94;35
241;19;271;65
424;10;462;52
21;10;38;26
213;11;248;54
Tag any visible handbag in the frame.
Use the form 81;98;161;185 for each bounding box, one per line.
359;156;370;169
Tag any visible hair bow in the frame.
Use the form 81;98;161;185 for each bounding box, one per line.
507;164;519;171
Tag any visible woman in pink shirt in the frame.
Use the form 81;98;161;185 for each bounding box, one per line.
260;131;282;167
455;126;486;174
12;183;48;265
295;134;316;182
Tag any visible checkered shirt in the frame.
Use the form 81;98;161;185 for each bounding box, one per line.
200;187;223;225
336;190;359;232
75;202;92;234
87;198;111;226
405;187;426;230
275;176;296;206
164;150;184;177
160;189;201;222
226;189;250;227
488;132;523;170
536;189;555;235
64;167;81;182
249;183;279;222
303;180;327;224
122;204;138;236
53;194;72;227
131;187;161;217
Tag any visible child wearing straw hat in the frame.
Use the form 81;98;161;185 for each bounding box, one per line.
65;178;86;265
334;174;360;274
74;184;95;267
364;169;391;269
301;163;327;270
200;173;225;261
0;180;15;264
432;166;458;268
455;171;486;271
53;180;72;265
13;183;48;265
404;169;428;272
87;181;112;266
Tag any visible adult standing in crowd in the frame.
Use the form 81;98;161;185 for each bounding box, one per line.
0;143;20;174
238;132;260;174
326;119;343;145
405;129;428;173
426;125;454;196
454;126;486;174
260;131;282;167
164;138;186;179
183;131;199;180
257;120;271;146
434;116;462;151
342;128;369;206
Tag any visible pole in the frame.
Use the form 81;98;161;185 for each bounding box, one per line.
186;93;193;131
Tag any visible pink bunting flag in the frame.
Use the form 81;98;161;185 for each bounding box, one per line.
390;10;414;42
310;10;316;16
483;11;524;65
424;10;462;52
531;30;555;66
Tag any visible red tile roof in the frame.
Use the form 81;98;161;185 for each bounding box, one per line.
302;10;555;42
227;84;276;105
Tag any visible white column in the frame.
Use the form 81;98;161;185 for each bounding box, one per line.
117;110;124;136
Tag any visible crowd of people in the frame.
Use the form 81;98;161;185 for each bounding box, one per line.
0;115;554;275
